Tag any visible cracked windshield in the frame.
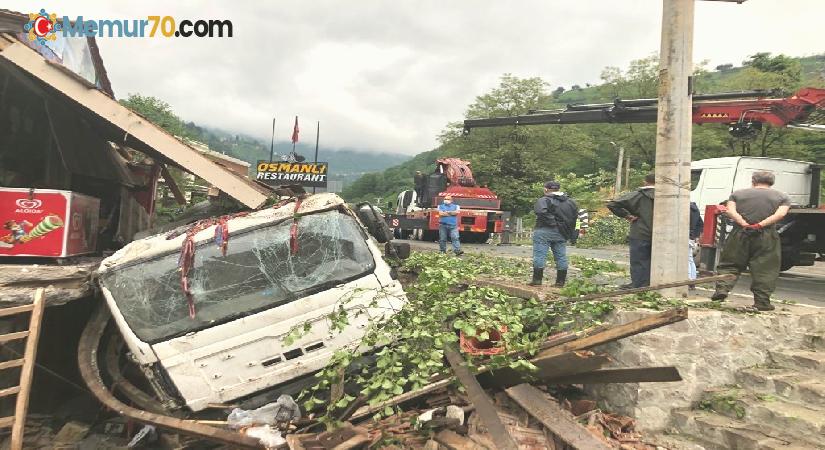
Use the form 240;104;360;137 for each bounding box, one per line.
102;210;375;342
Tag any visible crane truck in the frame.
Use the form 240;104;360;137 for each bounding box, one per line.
463;87;825;270
385;158;510;243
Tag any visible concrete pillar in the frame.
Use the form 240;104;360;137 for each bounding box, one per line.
651;0;694;297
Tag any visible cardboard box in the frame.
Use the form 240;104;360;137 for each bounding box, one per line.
0;188;100;257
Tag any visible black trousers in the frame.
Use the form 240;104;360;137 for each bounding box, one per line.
629;238;652;287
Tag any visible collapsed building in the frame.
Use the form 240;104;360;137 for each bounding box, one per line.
0;8;276;438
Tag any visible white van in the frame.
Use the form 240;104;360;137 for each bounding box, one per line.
97;193;406;411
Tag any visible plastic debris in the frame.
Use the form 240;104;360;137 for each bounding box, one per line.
227;394;302;429
244;425;286;449
127;424;157;448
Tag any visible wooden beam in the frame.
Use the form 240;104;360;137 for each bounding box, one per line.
537;308;688;358
159;164;187;206
0;41;269;209
443;345;519;450
478;352;609;388
505;384;612;450
543;366;683;384
350;378;452;422
565;274;735;302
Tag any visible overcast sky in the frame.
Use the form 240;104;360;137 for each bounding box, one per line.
6;1;824;155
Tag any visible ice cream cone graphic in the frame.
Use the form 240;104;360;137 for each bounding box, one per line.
21;215;63;242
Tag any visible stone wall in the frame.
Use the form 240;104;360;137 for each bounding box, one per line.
585;302;825;431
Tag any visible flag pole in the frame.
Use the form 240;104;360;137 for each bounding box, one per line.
269;116;276;161
313;121;320;194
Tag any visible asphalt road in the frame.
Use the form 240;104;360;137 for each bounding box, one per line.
398;240;825;308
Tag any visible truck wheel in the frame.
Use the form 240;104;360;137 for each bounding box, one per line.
422;230;439;242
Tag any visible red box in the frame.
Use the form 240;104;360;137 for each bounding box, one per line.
0;188;100;258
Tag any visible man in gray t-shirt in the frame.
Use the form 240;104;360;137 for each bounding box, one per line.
712;171;791;311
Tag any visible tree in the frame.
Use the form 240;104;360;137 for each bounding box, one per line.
715;63;733;72
120;94;193;138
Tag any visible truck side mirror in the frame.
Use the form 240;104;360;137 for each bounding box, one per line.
355;203;393;244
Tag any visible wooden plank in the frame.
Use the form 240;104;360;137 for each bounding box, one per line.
434;429;479;450
11;288;45;450
159;163;187;206
505;384;612;450
0;360;24;371
537;308;688;359
0;305;34;318
0;42;269;209
478;352;609;388
0;331;29;344
350;378;452;421
0;386;19;398
443;345;519;450
565;274;735;302
0;416;14;429
543;366;683;384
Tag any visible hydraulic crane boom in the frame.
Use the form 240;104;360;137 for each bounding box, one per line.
463;88;825;137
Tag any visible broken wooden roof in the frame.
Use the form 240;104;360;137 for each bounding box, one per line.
0;10;270;208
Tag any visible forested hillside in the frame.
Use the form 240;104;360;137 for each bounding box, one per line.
118;95;409;188
342;53;825;216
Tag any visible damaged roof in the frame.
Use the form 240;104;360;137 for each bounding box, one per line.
99;193;345;271
0;10;271;208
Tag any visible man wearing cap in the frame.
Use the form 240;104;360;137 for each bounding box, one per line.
529;181;579;287
437;194;463;256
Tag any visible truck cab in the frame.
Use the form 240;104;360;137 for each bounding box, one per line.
690;157;823;270
97;193;406;411
690;157;816;215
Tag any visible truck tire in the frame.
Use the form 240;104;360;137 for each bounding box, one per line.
780;241;801;272
422;230;439;242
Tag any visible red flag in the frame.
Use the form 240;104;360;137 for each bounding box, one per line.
291;116;299;144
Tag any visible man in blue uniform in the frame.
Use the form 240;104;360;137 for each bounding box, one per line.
438;195;463;255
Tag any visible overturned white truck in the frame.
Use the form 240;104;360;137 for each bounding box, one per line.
96;193;407;412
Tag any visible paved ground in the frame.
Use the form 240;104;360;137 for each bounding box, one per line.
399;240;825;308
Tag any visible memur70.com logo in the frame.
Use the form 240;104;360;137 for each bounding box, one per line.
24;9;232;44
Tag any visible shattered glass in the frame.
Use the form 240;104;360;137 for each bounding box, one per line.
101;210;376;343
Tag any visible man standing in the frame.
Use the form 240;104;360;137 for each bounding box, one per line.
571;208;589;246
607;174;655;288
688;201;704;283
438;194;463;256
529;181;578;287
712;171;790;311
413;171;425;203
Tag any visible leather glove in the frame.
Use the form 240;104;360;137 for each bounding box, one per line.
745;223;763;230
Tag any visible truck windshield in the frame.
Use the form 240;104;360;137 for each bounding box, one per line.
101;210;376;343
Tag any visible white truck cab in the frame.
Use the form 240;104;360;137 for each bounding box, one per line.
97;193;406;411
690;156;824;270
690;157;815;217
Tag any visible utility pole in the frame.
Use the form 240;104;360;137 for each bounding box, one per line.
611;142;624;195
650;0;694;297
624;156;631;190
313;121;320;194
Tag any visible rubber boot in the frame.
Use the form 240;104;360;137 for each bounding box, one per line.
754;298;775;311
554;270;567;288
528;268;543;286
710;291;728;302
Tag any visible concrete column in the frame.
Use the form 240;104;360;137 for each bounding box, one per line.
651;0;694;297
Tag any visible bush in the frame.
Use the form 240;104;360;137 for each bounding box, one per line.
576;215;629;248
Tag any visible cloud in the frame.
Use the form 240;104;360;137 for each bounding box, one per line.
5;0;824;155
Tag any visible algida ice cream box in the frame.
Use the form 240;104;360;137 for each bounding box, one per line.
0;188;100;257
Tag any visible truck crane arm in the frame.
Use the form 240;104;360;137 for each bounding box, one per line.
463;87;825;137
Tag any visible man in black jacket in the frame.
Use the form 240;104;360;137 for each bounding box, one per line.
607;174;655;288
529;181;578;287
